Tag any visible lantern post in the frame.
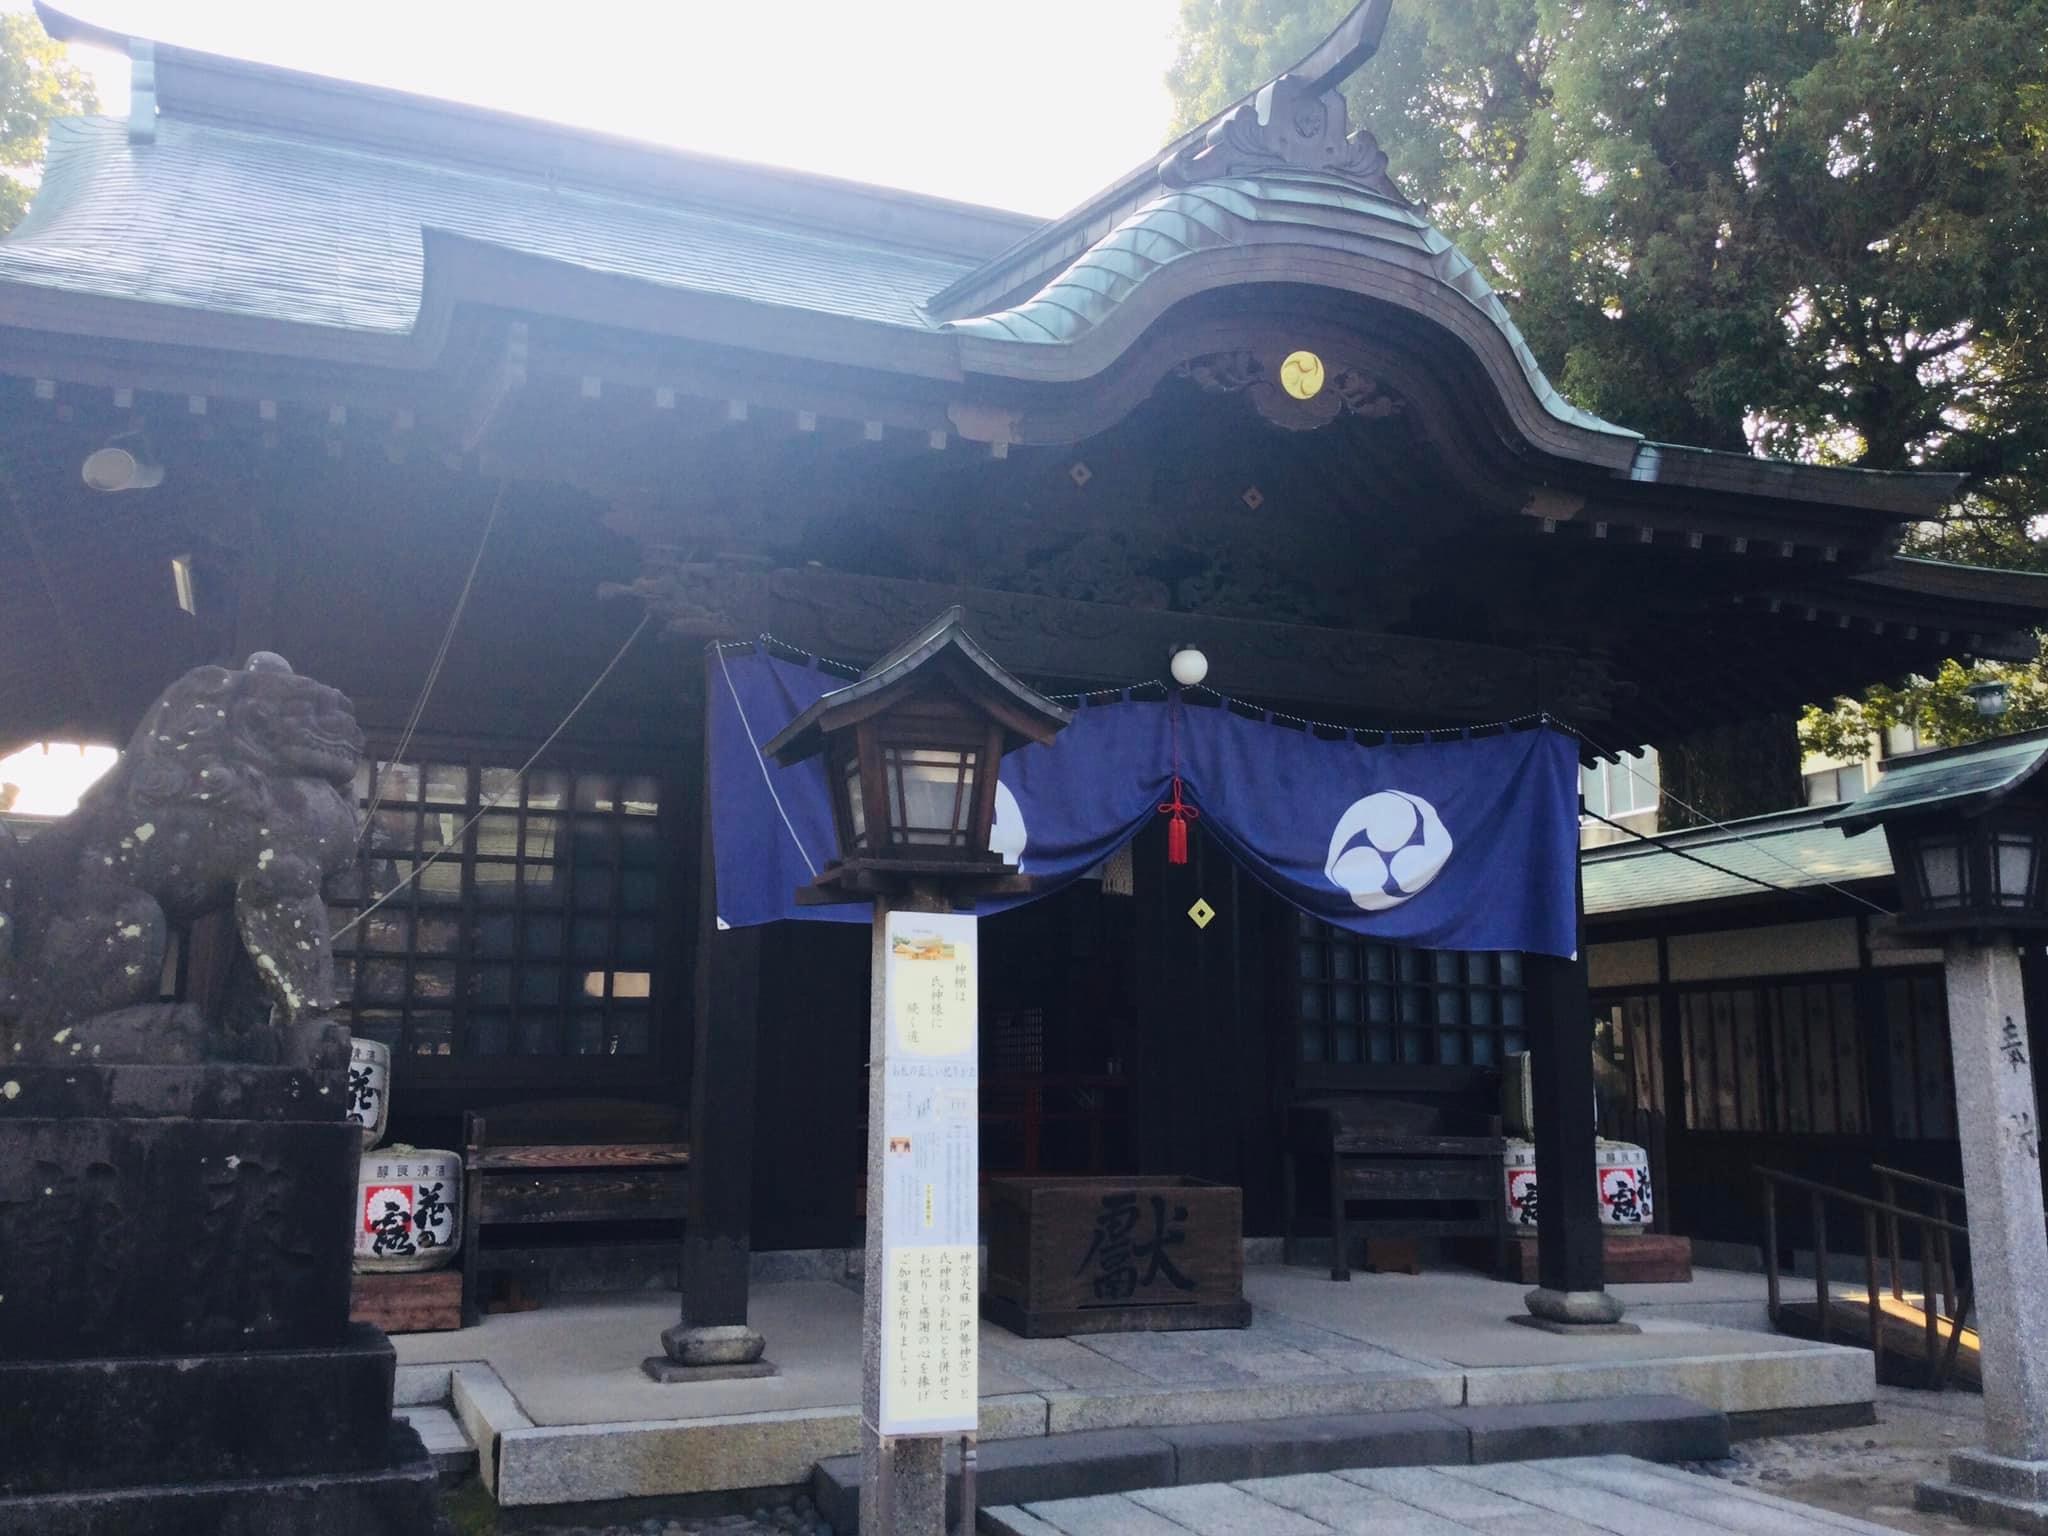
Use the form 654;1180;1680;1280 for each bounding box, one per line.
1827;728;2048;1531
765;608;1070;1536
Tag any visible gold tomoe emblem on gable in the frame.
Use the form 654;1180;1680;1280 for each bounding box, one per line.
1279;350;1326;401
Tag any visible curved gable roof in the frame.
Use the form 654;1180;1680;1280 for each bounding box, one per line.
945;172;1635;446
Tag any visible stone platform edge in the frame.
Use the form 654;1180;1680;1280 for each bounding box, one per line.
812;1393;1729;1532
425;1342;1871;1507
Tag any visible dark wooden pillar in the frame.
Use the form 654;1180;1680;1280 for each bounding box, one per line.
678;919;762;1329
651;724;770;1375
1524;861;1616;1315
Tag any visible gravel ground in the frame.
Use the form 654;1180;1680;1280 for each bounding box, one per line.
1682;1385;1986;1536
440;1487;834;1536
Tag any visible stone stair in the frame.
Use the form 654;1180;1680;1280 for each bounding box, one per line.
393;1406;477;1484
811;1393;1726;1532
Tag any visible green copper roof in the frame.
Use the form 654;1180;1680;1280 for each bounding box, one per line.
1583;805;1893;916
1826;730;2048;832
946;173;1635;443
0;116;978;333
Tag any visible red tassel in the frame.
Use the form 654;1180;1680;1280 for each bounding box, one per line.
1158;777;1199;865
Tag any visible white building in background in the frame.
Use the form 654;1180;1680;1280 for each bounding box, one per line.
1801;721;1929;808
1580;747;1660;848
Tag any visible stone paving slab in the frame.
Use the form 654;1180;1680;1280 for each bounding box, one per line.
396;1267;1874;1505
983;1456;1920;1536
1128;1481;1333;1533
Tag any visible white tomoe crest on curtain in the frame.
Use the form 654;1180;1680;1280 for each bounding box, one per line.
1324;790;1454;912
989;780;1028;867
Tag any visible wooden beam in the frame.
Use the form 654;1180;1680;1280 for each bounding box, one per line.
616;557;1615;724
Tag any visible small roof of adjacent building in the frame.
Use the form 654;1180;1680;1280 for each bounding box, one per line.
1583;803;1894;918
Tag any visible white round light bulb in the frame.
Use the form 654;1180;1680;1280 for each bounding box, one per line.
1170;647;1209;688
81;446;139;492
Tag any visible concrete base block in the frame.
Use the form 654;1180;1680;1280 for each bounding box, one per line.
1160;1410;1467;1485
1728;1400;1877;1441
640;1356;780;1383
1945;1450;2048;1502
494;1406;862;1505
1920;1477;2048;1535
0;1421;442;1536
1463;1345;1874;1414
1454;1394;1727;1464
1041;1371;1461;1434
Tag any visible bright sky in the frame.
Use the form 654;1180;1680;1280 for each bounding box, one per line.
32;0;1186;216
0;741;117;815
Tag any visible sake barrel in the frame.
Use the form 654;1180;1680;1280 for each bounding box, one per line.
1502;1138;1539;1231
1502;1137;1653;1232
1596;1139;1654;1230
354;1146;462;1273
345;1036;391;1149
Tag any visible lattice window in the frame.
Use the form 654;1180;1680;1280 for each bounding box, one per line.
1293;911;1525;1066
1882;972;1957;1140
1678;980;1875;1135
327;758;662;1059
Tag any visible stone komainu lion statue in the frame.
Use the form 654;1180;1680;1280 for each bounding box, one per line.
0;653;363;1063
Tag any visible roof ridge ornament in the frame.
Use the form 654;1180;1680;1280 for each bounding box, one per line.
129;40;156;144
1159;72;1402;202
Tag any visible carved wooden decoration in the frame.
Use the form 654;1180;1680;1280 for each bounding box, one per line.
1161;74;1404;204
1177;350;1403;432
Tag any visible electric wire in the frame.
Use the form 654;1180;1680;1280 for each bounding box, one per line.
335;611;651;940
1576;728;1894;917
1584;807;1825;901
357;477;506;846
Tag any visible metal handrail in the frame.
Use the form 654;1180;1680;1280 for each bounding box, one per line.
1756;1165;1974;1391
1871;1164;1966;1201
1873;1164;1963;1321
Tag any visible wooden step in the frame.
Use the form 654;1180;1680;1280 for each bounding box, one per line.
350;1269;461;1334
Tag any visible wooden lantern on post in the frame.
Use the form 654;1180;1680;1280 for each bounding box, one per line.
763;606;1072;900
1827;729;2048;939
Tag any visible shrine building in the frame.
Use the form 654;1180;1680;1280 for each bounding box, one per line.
5;0;2047;1337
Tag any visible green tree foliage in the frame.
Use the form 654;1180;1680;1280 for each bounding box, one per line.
0;10;97;237
1170;0;2048;753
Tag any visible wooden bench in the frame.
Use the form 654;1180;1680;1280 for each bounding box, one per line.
461;1098;690;1326
1282;1097;1505;1281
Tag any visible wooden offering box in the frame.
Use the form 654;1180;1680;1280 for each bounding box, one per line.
985;1175;1251;1337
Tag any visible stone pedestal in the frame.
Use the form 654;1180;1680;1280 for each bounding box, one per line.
1911;939;2048;1532
1919;1449;2048;1534
0;1058;445;1533
643;1322;775;1382
1513;1286;1638;1335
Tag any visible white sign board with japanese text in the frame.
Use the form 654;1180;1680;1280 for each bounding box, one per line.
878;908;979;1435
